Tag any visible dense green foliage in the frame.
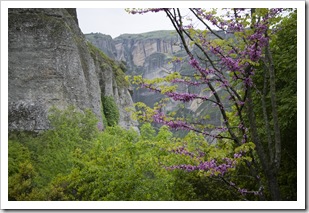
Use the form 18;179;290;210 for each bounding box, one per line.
6;107;181;200
253;10;297;200
126;8;298;201
273;11;297;201
102;96;120;126
9;106;258;201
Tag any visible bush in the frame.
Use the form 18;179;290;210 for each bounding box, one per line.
140;123;156;141
48;105;99;141
9;106;240;201
102;96;120;126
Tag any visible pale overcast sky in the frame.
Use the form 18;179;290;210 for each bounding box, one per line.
76;8;175;38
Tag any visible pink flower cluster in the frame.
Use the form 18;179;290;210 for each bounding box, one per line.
221;57;240;72
166;157;236;176
152;110;165;123
228;22;244;32
152;110;193;131
166;92;200;102
170;146;195;158
233;153;242;158
189;57;215;76
165;120;191;130
193;8;246;32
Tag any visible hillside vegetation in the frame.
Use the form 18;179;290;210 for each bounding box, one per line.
9;106;246;201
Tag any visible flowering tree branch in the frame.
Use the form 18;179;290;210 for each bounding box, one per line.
128;7;286;201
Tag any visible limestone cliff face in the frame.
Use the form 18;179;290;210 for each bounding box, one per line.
113;31;182;75
86;31;189;108
85;30;230;128
8;9;137;132
88;44;138;131
115;34;181;67
86;33;117;60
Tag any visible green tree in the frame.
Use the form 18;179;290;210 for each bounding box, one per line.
8;160;42;200
253;10;297;200
45;126;178;201
129;8;296;200
102;96;120;126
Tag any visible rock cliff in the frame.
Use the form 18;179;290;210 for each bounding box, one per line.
86;33;117;60
87;43;138;131
86;31;187;108
8;8;138;132
85;30;231;127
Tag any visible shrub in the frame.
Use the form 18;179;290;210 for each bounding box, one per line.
102;96;120;126
9;106;230;201
140;123;156;141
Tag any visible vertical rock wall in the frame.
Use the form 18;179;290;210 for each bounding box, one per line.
8;8;138;132
89;45;139;131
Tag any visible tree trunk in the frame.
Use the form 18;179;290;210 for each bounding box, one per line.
261;65;275;165
246;86;281;200
265;43;281;171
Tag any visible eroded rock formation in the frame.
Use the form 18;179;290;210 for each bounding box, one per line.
85;30;231;128
8;8;138;132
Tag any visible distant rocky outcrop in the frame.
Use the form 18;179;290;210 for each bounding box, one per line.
85;30;232;127
86;33;117;60
86;31;186;108
8;8;138;132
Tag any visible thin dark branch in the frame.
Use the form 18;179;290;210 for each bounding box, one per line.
189;8;224;40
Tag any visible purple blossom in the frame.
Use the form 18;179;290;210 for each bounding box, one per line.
228;22;244;32
189;58;199;68
247;24;269;48
170;146;195;158
238;123;244;130
166;157;236;176
269;8;283;16
215;126;228;132
242;134;248;144
202;68;215;75
204;14;213;20
165;120;190;130
199;12;218;26
221;79;230;87
152;110;165;123
198;151;205;158
237;100;245;106
210;45;222;54
234;153;242;158
188;57;215;77
246;43;262;62
244;77;253;87
166;92;199;102
184;23;194;29
221;57;240;72
152;111;194;131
